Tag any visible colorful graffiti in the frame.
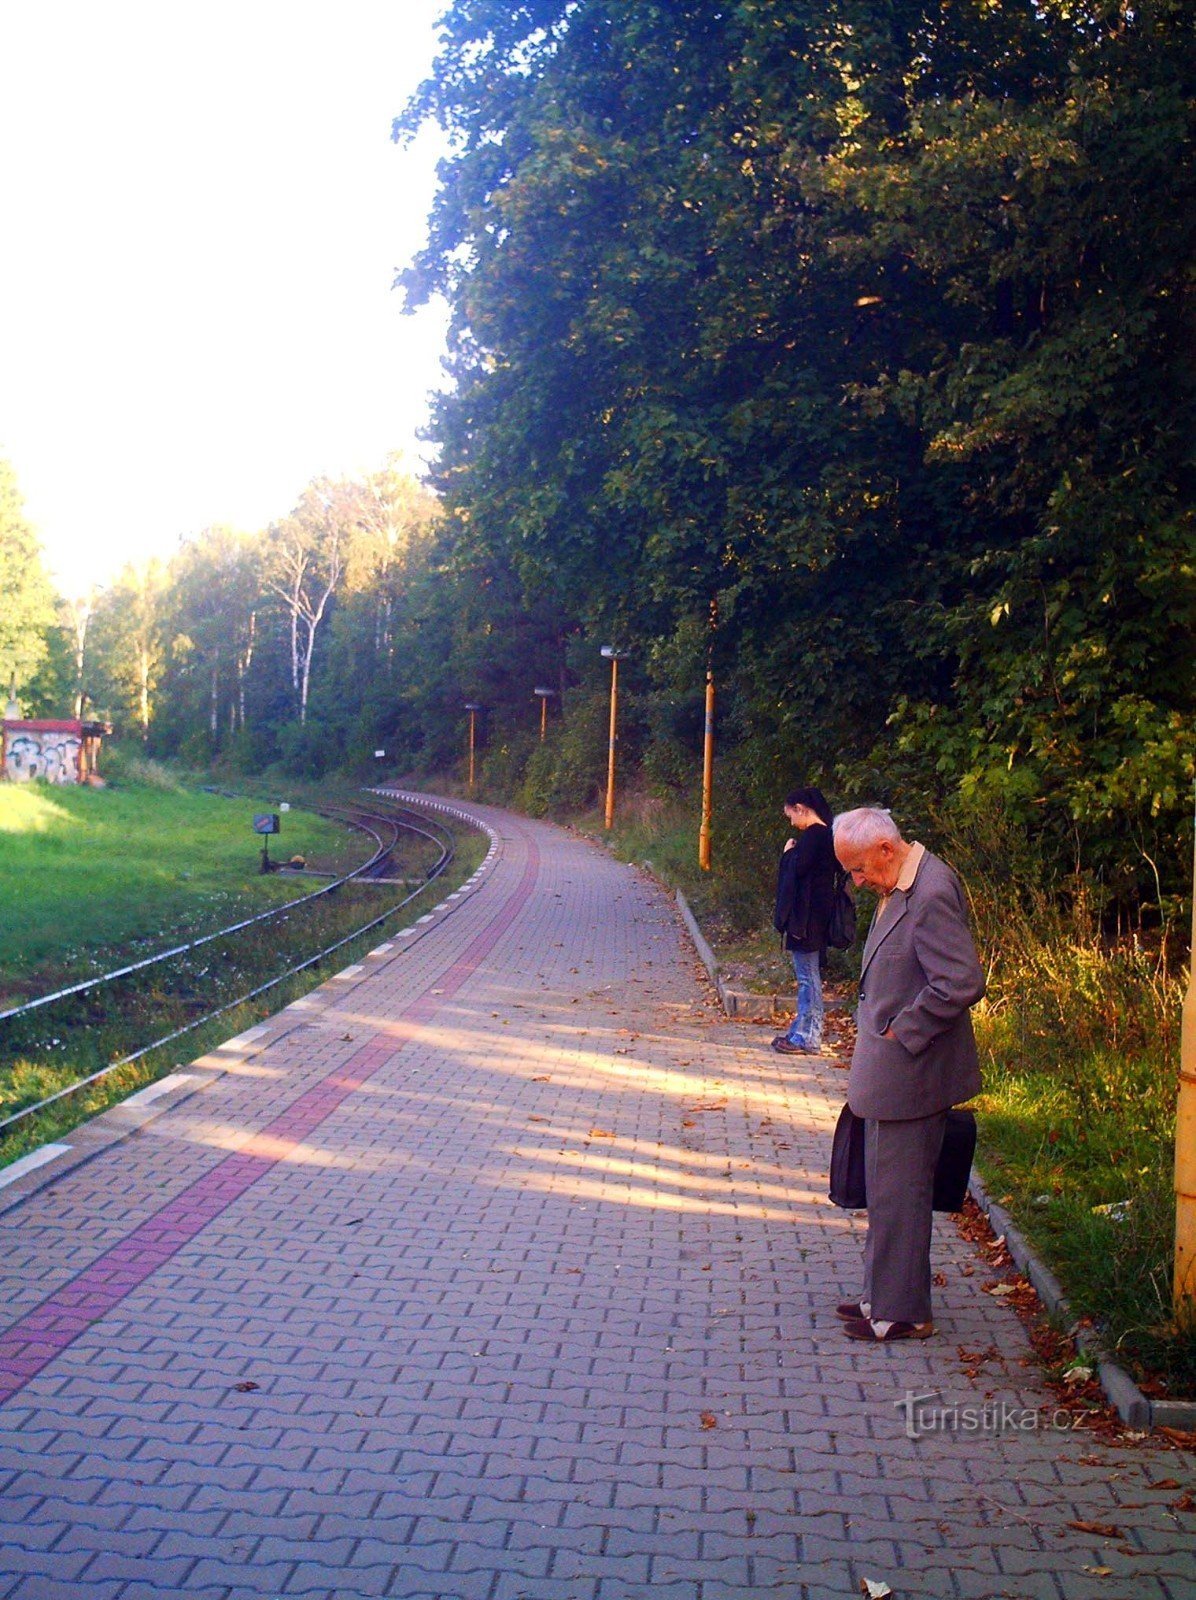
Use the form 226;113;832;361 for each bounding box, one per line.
1;721;107;784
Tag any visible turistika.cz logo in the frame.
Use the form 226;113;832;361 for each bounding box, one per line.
895;1390;1084;1440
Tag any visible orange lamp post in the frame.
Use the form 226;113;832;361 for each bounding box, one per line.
600;646;626;829
698;667;715;870
464;702;481;796
533;686;555;742
1175;800;1196;1317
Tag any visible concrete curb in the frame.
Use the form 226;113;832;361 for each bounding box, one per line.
676;886;1196;1435
969;1172;1196;1432
673;888;769;1019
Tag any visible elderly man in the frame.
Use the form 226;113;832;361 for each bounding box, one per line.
832;807;985;1342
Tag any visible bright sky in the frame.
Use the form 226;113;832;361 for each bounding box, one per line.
0;0;449;594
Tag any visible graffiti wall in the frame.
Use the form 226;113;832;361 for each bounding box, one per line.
1;721;107;784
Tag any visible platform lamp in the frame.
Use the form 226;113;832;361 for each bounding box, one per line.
1176;793;1196;1318
464;702;482;796
533;686;556;743
698;665;715;871
699;595;718;872
600;646;627;830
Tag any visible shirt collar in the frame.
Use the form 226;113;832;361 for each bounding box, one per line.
894;840;926;894
875;841;925;922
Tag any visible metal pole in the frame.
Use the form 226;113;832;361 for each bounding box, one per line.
1174;795;1196;1316
468;709;476;796
604;655;619;830
541;696;548;743
699;668;715;870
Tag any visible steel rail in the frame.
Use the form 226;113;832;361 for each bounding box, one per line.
0;799;404;1026
0;798;459;1137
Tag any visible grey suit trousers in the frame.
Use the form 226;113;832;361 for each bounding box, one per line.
862;1112;948;1324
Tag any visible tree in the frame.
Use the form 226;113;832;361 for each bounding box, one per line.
88;562;167;740
266;481;350;726
0;457;57;705
395;0;1195;903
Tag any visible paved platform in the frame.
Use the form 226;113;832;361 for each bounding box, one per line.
1;798;1192;1600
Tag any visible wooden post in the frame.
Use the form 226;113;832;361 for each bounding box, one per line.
1175;799;1196;1318
699;669;714;870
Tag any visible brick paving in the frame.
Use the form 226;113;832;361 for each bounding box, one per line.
0;797;1192;1600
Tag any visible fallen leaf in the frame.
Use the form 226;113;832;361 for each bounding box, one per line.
589;1129;615;1138
1068;1520;1123;1539
699;1411;718;1430
1081;1567;1113;1578
1158;1425;1196;1447
1173;1492;1196;1513
862;1581;893;1599
232;1381;260;1393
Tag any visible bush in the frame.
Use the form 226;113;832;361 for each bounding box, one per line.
99;744;183;791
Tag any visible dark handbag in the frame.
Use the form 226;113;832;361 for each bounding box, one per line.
828;1104;867;1208
828;1105;977;1213
933;1109;977;1211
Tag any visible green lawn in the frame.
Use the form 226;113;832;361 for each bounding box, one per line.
0;780;357;998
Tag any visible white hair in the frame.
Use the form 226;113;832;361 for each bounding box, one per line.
832;807;904;851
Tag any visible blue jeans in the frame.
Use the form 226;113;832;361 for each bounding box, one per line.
786;949;824;1050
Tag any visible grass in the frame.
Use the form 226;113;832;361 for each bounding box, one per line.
966;911;1188;1394
0;769;487;1163
0;775;357;997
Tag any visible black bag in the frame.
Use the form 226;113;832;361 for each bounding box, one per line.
828;1105;977;1213
825;869;856;950
828;1104;867;1208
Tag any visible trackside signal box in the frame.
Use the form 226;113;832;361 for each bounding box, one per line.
253;812;280;873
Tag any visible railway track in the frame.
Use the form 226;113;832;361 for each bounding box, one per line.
0;792;463;1138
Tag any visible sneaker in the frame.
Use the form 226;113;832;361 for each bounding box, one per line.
841;1317;934;1342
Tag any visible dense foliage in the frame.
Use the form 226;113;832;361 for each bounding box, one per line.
391;0;1194;915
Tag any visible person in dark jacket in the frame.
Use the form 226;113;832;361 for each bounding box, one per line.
771;785;837;1055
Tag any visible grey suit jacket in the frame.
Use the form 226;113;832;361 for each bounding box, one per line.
846;850;985;1121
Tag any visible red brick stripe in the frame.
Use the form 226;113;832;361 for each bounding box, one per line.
0;840;539;1406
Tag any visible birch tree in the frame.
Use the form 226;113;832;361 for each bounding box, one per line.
267;479;346;725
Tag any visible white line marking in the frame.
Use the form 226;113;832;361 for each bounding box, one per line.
123;1073;198;1109
0;1145;72;1189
